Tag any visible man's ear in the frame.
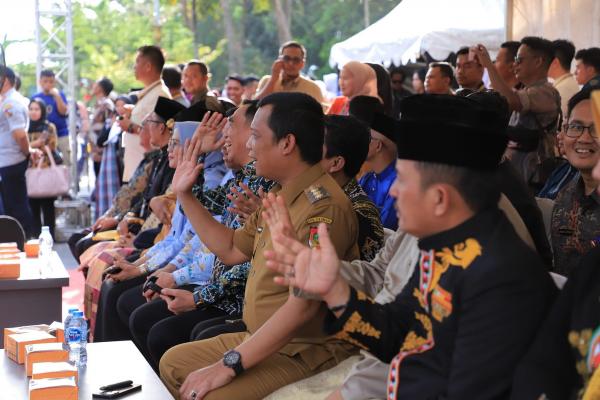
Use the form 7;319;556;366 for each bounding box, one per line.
280;133;296;156
430;183;452;217
329;156;346;174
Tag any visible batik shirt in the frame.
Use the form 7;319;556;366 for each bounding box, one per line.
343;178;384;261
551;177;600;276
325;208;556;399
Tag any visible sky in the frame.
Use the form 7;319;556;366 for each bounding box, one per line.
0;0;37;64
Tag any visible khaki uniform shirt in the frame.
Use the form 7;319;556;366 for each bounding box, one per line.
257;74;325;104
233;163;360;369
553;73;580;118
123;80;171;182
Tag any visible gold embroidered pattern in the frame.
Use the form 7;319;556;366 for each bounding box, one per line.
400;312;433;352
342;311;381;339
430;238;482;292
357;291;375;303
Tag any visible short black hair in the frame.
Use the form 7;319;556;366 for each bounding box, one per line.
575;47;600;73
186;60;209;76
389;67;406;82
162;66;183;90
257;92;324;165
40;69;55;78
137;45;166;72
324;115;370;178
226;75;244;85
416;162;500;213
240;99;259;124
552;39;576;71
414;68;427;82
279;41;306;58
567;82;600;120
97;77;114;96
243;76;259;86
429;62;454;80
456;47;470;57
500;41;521;63
0;66;16;86
520;36;554;69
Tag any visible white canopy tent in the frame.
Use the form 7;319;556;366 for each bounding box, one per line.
329;0;506;67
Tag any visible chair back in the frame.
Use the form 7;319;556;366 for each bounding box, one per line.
0;215;26;250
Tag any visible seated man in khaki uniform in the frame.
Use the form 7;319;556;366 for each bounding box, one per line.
160;92;360;400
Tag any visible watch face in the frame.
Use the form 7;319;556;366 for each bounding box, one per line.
224;350;240;366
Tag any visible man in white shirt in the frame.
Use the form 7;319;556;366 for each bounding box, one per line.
549;40;580;118
118;45;171;182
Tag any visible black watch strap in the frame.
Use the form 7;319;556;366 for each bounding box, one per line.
223;350;244;376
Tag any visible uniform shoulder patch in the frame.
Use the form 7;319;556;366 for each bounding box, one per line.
304;185;330;204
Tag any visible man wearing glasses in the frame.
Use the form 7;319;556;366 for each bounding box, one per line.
549;83;600;276
472;37;561;191
254;41;324;104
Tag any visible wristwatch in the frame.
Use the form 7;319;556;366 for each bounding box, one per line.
223;350;244;376
192;291;203;309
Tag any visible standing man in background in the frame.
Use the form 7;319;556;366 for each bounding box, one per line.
33;69;70;165
0;66;33;236
118;45;171;182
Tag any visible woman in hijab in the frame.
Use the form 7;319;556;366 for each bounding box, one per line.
27;97;60;237
328;61;380;115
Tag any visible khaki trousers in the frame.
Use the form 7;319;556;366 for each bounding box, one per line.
160;332;338;400
57;135;71;166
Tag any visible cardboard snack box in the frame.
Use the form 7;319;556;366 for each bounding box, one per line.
31;361;78;380
6;332;57;364
29;377;78;400
0;258;20;279
25;343;69;376
3;325;51;351
0;242;18;249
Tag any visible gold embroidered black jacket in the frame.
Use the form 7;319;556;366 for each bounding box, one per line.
325;208;557;399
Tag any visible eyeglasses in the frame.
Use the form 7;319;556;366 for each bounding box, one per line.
563;123;597;138
167;138;180;151
514;55;538;65
279;55;304;64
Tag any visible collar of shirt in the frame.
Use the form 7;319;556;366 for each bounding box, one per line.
192;88;210;104
573;176;600;207
553;73;575;87
374;161;397;181
138;80;163;101
418;207;501;251
274;163;326;207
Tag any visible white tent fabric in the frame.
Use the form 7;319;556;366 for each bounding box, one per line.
329;0;506;67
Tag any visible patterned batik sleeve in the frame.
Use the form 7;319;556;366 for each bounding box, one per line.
198;262;250;307
105;156;153;219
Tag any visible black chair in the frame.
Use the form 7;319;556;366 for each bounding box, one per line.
0;215;26;250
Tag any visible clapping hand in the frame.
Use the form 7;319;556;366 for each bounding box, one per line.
264;222;342;298
171;136;205;196
194;111;227;154
227;183;266;223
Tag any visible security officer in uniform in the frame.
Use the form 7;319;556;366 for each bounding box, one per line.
0;66;33;236
265;94;557;399
160;92;360;400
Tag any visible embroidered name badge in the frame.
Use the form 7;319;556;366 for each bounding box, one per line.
305;216;332;225
431;286;453;322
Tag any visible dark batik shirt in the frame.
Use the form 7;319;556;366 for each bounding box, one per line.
512;246;600;400
551;177;600;276
325;208;556;400
343;178;384;261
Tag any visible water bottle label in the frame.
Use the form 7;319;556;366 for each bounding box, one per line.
67;327;82;343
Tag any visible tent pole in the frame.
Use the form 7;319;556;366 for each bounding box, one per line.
505;0;513;41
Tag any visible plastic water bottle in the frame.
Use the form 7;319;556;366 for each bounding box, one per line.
38;226;54;277
63;308;78;346
67;311;87;368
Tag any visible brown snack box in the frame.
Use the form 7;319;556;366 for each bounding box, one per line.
24;240;40;258
0;242;18;249
0;258;20;279
6;332;57;364
25;343;69;376
31;361;78;380
29;377;78;400
4;325;51;350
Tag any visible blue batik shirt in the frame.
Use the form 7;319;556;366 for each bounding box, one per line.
358;161;398;230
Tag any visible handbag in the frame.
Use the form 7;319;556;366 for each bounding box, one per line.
26;145;70;198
